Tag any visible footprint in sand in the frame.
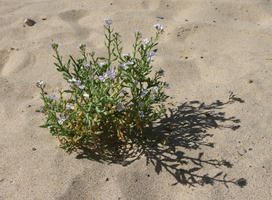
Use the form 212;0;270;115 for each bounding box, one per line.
0;50;10;75
58;9;90;40
0;50;35;76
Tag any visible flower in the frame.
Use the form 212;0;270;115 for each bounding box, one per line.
90;72;96;78
83;93;89;98
142;38;150;45
58;116;66;125
147;51;157;61
104;18;112;27
68;78;81;86
151;94;156;100
138;111;144;118
117;102;125;111
139;102;145;107
154;24;163;32
36;80;44;87
153;86;159;94
99;76;105;82
48;95;57;100
164;82;170;89
102;69;116;80
66;104;75;110
141;89;149;97
99;62;106;67
79;85;85;90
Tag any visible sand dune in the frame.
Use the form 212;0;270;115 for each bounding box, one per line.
1;0;272;199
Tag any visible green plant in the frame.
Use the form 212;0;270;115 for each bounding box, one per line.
36;19;169;155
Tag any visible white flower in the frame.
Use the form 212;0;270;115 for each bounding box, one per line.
83;93;89;98
66;104;75;110
142;38;150;45
154;24;163;31
99;62;106;67
126;61;134;65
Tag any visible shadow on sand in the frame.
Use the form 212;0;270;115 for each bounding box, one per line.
76;92;247;188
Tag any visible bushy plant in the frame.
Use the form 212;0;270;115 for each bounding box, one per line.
36;19;169;155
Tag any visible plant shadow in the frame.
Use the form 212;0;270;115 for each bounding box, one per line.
76;92;247;188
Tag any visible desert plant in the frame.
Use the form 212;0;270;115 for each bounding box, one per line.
36;19;169;156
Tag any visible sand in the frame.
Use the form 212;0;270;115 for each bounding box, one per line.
1;0;272;199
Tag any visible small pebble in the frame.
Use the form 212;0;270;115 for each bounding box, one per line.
32;147;37;151
248;148;253;151
42;18;47;20
24;18;36;26
156;16;164;19
200;56;204;59
248;80;253;84
185;56;188;59
27;105;31;108
105;178;109;181
147;174;150;177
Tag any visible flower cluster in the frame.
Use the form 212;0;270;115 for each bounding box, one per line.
37;19;169;154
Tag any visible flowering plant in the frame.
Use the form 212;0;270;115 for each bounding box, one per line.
36;19;169;155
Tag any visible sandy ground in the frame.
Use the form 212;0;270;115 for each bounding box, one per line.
1;0;272;199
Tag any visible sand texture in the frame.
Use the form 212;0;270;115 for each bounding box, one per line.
1;0;272;199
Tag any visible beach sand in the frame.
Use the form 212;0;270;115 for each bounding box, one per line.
0;0;272;199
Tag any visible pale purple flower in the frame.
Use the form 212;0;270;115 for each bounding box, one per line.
127;61;134;65
58;116;66;125
141;89;149;97
66;104;75;110
99;76;105;82
90;72;96;78
142;38;150;45
153;86;159;94
120;63;128;70
79;85;85;90
153;24;163;31
39;106;45;113
48;95;57;100
151;94;156;100
147;51;157;60
103;69;116;80
117;102;125;111
138;111;144;118
165;82;170;89
36;80;44;87
139;102;145;107
83;93;89;98
104;18;112;27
